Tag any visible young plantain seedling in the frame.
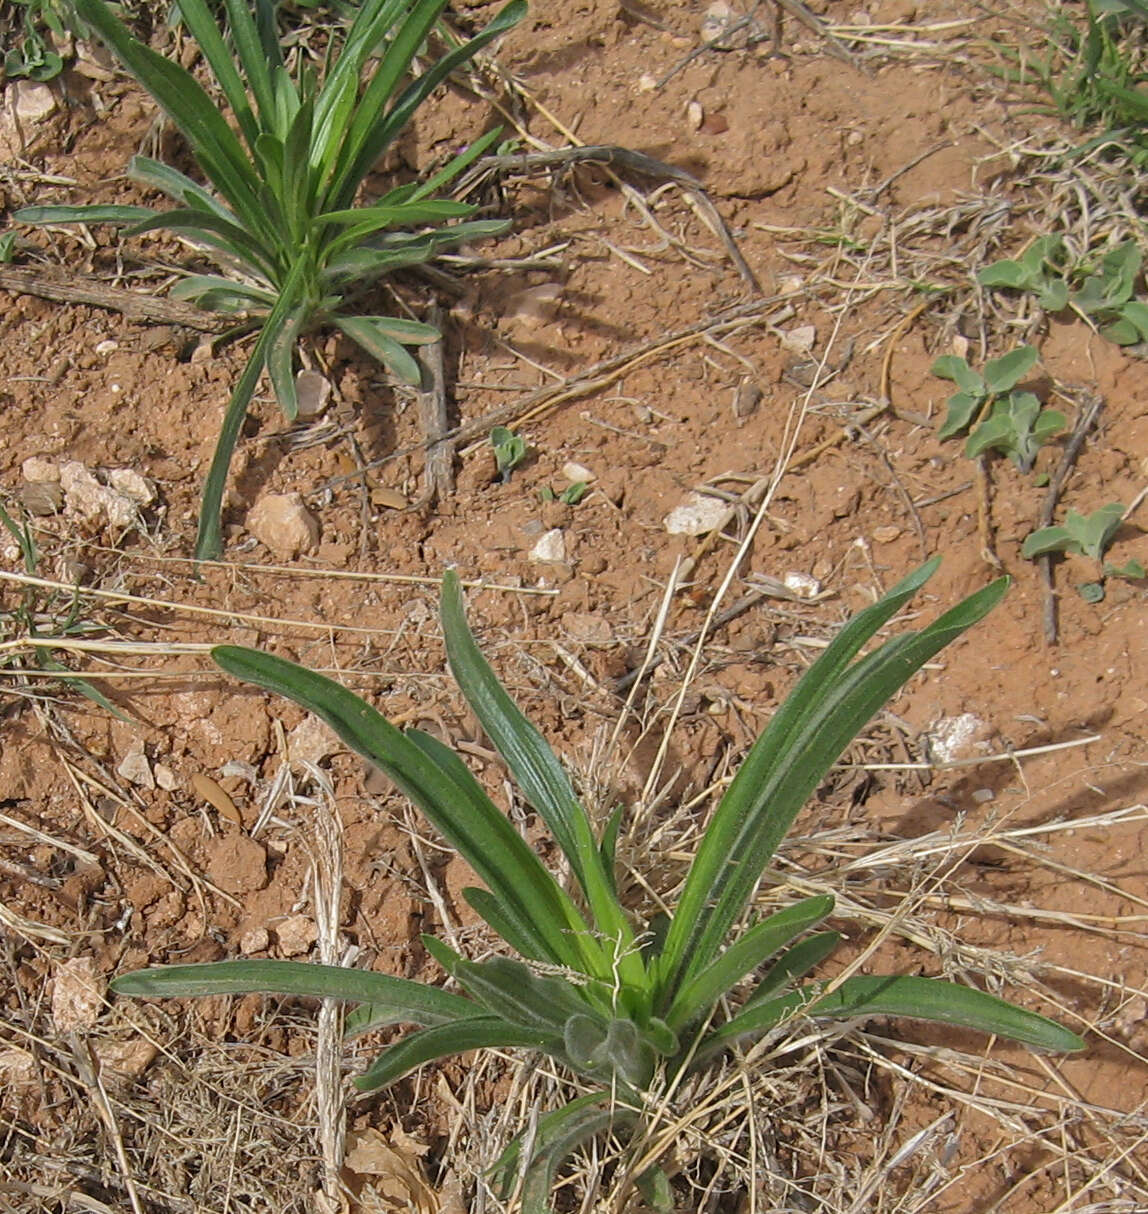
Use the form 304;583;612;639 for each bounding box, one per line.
1022;502;1143;600
1067;241;1148;346
977;234;1071;312
15;0;524;559
490;425;528;481
931;345;1039;439
109;562;1084;1210
963;391;1066;472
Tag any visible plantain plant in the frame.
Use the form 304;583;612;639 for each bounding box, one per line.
110;561;1084;1210
15;0;523;559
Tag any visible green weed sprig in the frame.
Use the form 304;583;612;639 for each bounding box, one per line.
109;563;1084;1210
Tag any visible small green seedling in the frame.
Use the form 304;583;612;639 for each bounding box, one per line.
964;391;1066;472
3;0;68;81
0;231;18;263
491;426;528;481
108;562;1084;1211
1022;502;1142;601
1068;241;1148;345
978;235;1071;312
539;482;588;505
931;345;1040;439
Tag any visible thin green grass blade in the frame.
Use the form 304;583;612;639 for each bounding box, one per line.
219;0;280;131
408;125;504;201
330;0;525;209
126;208;277;282
440;570;639;986
317;199;475;227
493;1095;640;1214
461;887;551;960
405;728;587;964
128;156;235;218
450;956;598;1033
659;567;1008;1003
195;332;271;560
354;1016;558;1091
701;975;1085;1058
175;0;261;147
194;255;310;559
326;0;449;208
664;896;834;1034
169;275;274;310
265;297;309;419
110;959;476;1024
210;645;597;969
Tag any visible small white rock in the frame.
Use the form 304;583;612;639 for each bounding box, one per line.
637;72;658;92
107;468;155;505
240;927;270;956
664;492;728;537
529;529;566;563
275;914;318;957
783;571;822;599
59;461;139;530
686;100;704;131
288;714;339;765
95;339;119;356
116;740;155;790
294;369;331;419
22;456;59;483
246;492;320;558
52;957;104;1032
13;80;57;124
505;283;563;328
153;763;178;792
561;461;595;484
779;325;816;354
927;713;992;764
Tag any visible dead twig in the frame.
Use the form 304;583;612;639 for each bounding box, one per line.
464;145;762;292
1036;392;1104;644
415;303;455;505
0;265;230;333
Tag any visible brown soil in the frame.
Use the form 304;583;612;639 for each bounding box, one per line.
2;2;1147;1212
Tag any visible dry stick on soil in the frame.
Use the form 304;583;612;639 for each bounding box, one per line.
414;302;454;505
0;265;232;332
974;454;1003;571
467;146;762;292
306;768;346;1213
1036;392;1104;644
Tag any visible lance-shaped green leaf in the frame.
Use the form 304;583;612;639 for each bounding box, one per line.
212;644;597;972
664;895;834;1034
430;947;600;1034
355;1016;559;1092
657;564;1008;1004
109;959;477;1025
699;974;1085;1061
440;570;641;989
740;931;842;1012
491;1093;641;1214
14;205;156;226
